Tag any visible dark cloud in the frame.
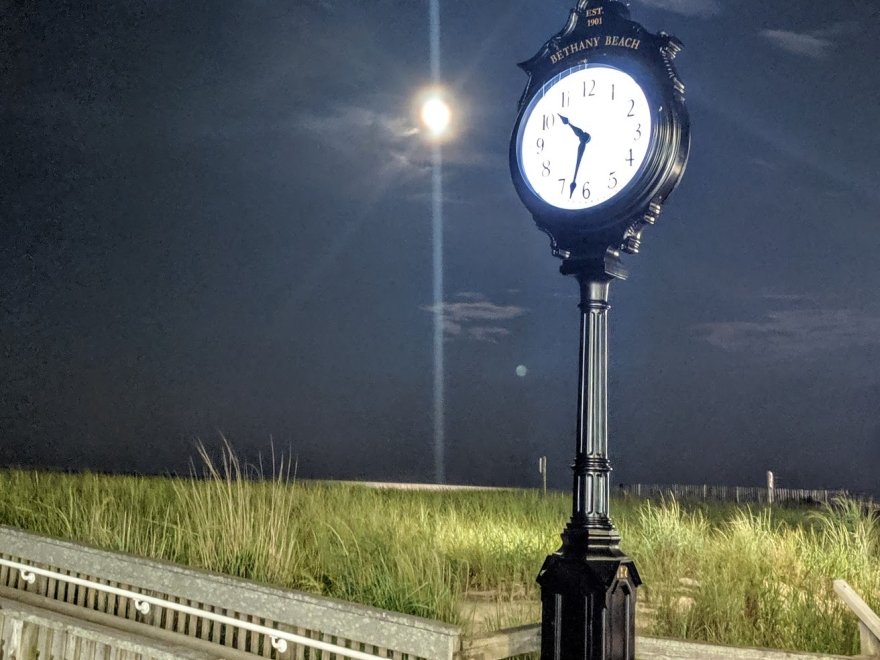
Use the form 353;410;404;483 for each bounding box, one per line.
423;294;528;343
759;29;833;59
637;0;722;17
697;308;880;359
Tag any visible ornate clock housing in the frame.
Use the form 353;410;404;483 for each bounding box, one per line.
510;0;690;261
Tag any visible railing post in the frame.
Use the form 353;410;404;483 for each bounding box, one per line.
860;623;880;657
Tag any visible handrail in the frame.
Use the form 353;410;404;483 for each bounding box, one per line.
0;557;387;660
833;579;880;656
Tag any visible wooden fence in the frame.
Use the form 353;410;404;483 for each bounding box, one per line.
620;483;877;508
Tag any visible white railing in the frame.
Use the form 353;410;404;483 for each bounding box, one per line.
0;556;386;660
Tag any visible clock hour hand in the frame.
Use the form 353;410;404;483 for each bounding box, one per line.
557;114;591;144
558;115;592;198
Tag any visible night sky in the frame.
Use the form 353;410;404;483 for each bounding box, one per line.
3;0;879;495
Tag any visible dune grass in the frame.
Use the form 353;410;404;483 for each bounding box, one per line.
0;441;877;654
619;495;879;653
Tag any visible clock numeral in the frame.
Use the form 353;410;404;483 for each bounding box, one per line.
542;161;551;177
542;114;555;130
626;149;634;166
584;79;596;97
582;182;591;200
627;99;635;117
558;178;567;195
607;172;618;189
536;137;545;154
611;83;615;101
634;123;642;141
561;91;570;108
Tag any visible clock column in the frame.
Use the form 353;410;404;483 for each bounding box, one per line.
567;265;618;550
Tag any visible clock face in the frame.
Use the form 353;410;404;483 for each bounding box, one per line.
516;63;653;211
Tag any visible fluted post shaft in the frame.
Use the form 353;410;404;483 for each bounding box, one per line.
563;273;620;554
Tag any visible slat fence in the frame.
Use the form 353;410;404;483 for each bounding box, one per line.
620;483;877;509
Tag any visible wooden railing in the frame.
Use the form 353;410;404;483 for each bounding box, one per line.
0;555;385;659
0;525;459;659
834;580;880;657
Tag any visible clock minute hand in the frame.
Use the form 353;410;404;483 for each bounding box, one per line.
570;139;587;198
558;114;592;198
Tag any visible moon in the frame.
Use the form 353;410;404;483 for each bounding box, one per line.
516;365;528;378
421;96;451;136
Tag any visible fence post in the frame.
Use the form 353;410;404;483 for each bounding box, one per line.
767;471;775;505
538;456;547;497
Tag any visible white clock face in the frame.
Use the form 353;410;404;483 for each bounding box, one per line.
517;63;653;211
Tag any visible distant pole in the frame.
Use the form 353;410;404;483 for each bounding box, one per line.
538;456;548;496
767;470;775;505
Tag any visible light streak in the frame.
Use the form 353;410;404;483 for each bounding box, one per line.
429;0;445;484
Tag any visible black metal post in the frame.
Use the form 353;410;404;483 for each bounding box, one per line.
538;254;640;660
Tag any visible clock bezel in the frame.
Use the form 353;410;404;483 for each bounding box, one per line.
510;47;689;250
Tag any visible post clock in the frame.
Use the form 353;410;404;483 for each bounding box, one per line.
509;2;691;658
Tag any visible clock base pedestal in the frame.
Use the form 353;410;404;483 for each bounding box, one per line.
537;546;640;660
